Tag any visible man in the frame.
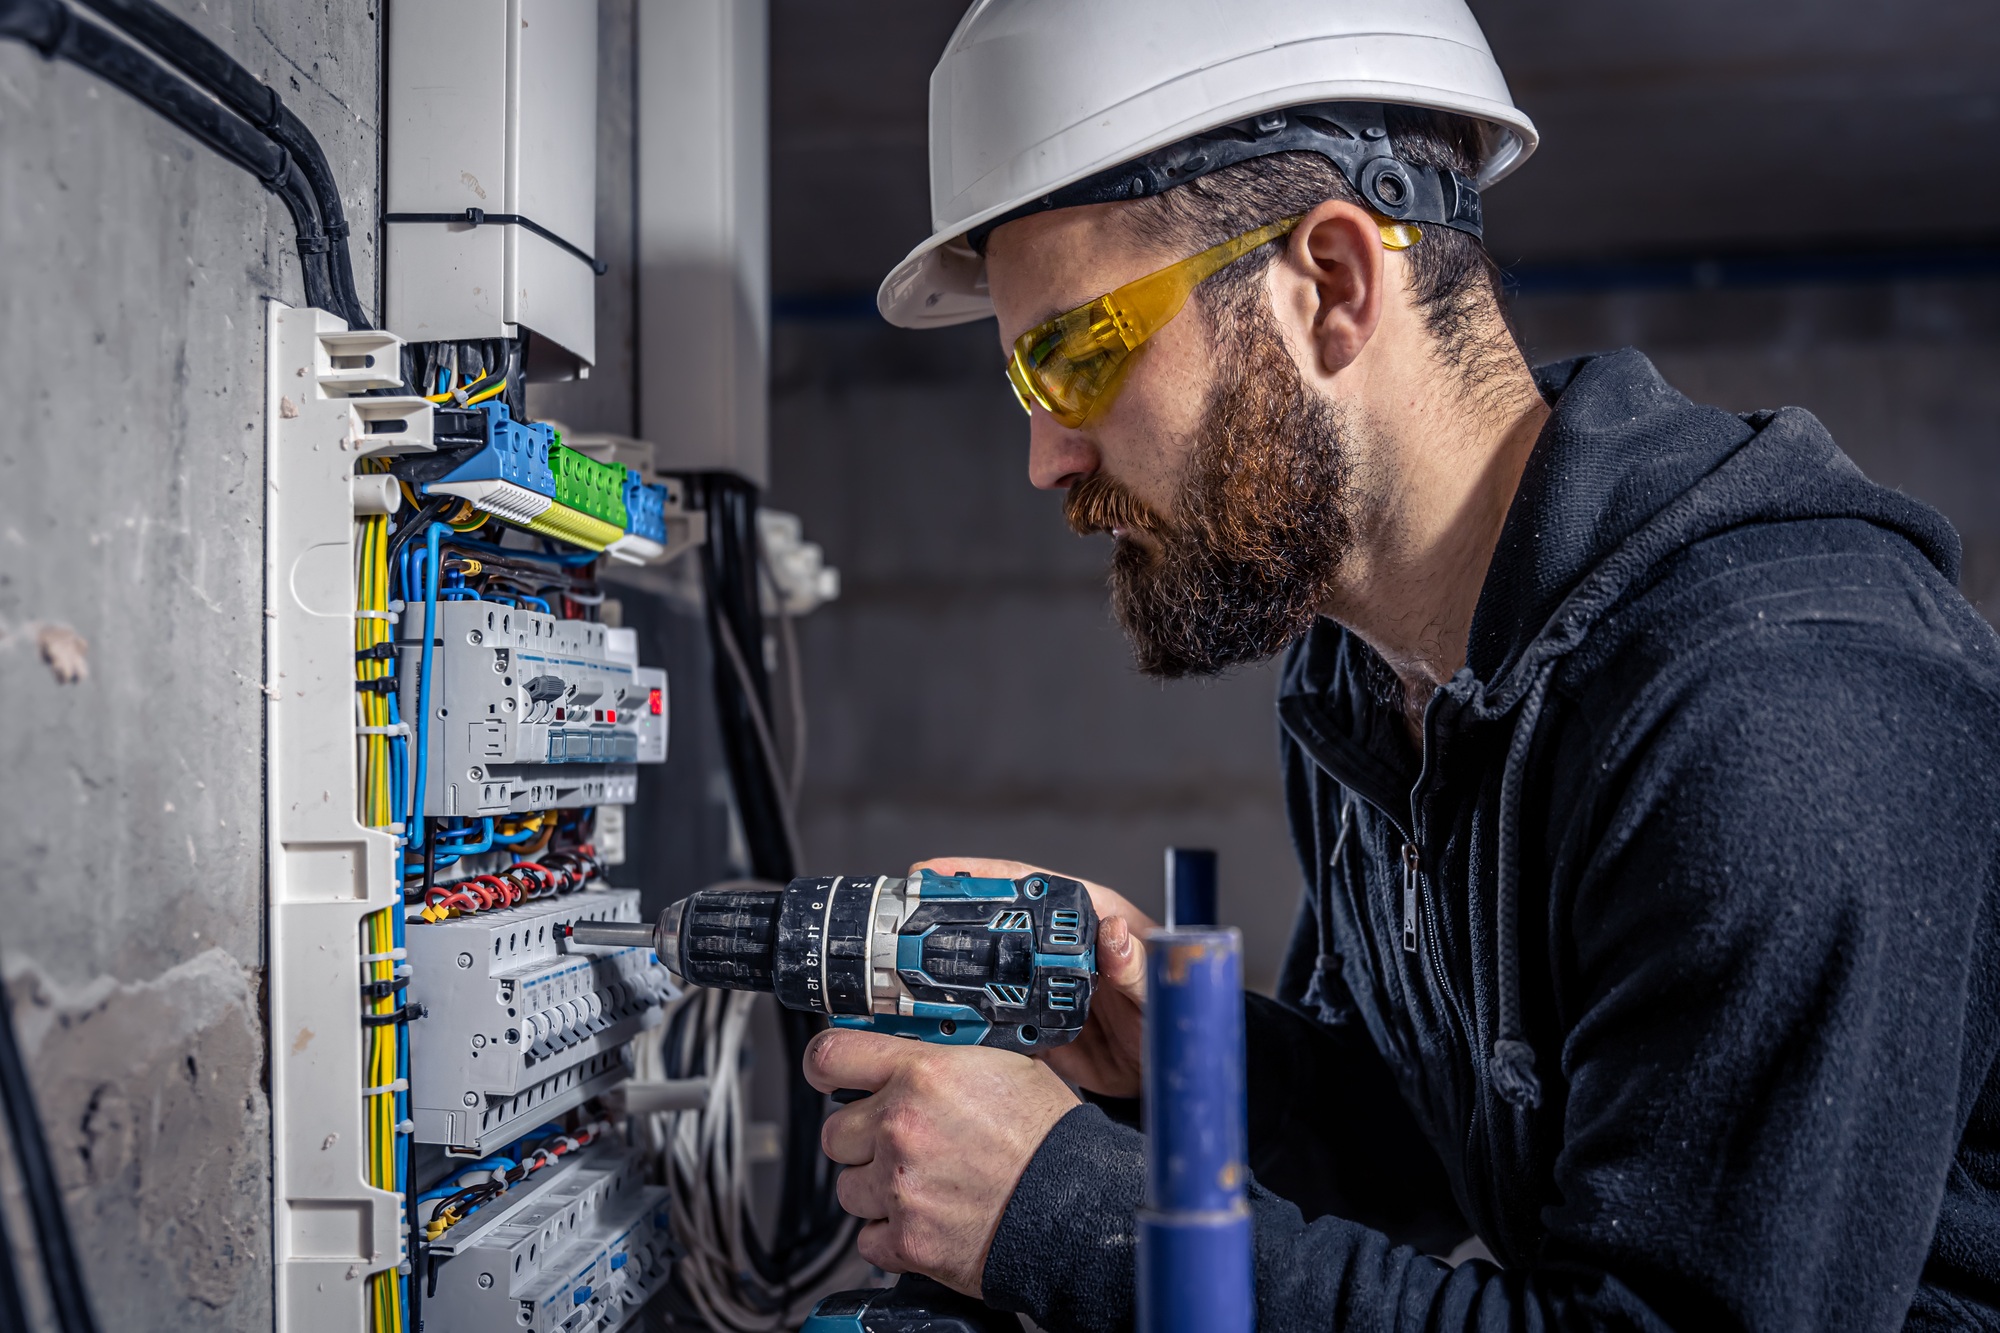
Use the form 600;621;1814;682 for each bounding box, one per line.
805;2;2000;1329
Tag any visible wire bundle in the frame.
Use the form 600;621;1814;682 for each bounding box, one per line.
407;339;524;420
645;988;868;1332
415;845;603;922
417;1119;611;1240
356;511;412;1332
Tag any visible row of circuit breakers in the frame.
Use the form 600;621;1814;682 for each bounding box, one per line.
390;400;676;1333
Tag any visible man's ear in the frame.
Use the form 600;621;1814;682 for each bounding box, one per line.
1270;200;1386;378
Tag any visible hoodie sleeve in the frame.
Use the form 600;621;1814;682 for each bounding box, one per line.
988;632;2000;1332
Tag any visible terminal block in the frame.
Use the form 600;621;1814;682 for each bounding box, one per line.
424;1141;672;1333
407;890;673;1153
402;602;668;817
401;404;674;555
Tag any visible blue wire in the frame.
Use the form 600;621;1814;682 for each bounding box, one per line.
416;1155;518;1204
408;525;445;850
435;818;495;856
517;594;551;613
446;532;600;567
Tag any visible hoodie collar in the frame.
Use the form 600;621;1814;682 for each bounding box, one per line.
1283;347;1962;747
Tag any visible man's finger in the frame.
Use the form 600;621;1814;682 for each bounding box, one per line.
1096;913;1147;1003
804;1027;923;1097
821;1100;879;1166
856;1219;907;1274
908;855;1038;879
835;1162;890;1219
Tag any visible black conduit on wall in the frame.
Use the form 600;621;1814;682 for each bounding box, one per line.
72;0;367;326
0;0;363;327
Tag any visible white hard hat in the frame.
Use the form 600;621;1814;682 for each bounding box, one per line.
877;0;1539;329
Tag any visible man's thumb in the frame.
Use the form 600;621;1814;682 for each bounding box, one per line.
1098;915;1147;1002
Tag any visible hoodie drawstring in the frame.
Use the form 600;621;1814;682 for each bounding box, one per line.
1301;793;1355;1023
1492;660;1556;1111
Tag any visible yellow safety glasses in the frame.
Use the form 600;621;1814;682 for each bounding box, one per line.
1005;215;1420;428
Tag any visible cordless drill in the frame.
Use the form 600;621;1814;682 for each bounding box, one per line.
567;868;1099;1331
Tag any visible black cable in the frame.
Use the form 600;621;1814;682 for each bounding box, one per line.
0;1194;30;1333
0;0;337;314
0;977;99;1333
68;0;366;327
693;475;856;1276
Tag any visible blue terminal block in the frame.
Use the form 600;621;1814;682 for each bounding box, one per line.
422;402;559;527
622;470;670;544
1138;927;1254;1333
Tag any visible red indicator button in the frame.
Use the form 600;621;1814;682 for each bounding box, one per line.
555;707;565;720
649;688;663;715
593;709;603;722
606;709;617;723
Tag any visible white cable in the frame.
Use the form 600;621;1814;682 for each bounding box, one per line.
648;987;868;1330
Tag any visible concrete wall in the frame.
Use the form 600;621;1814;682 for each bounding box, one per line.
0;2;382;1326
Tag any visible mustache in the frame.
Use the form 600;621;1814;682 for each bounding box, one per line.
1064;471;1172;539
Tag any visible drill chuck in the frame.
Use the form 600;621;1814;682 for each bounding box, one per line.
581;872;1098;1051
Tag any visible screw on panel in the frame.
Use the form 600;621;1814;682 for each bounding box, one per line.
457;953;474;969
463;1092;479;1107
472;1034;487;1049
477;1273;495;1289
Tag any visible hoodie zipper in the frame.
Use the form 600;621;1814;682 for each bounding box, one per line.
1400;843;1421;953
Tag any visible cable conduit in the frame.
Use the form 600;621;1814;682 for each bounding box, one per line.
0;0;341;317
71;0;367;326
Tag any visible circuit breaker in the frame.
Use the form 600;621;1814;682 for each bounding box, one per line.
403;602;668;818
421;1142;672;1333
406;890;670;1153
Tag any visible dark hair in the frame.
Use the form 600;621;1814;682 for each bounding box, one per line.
1119;107;1523;391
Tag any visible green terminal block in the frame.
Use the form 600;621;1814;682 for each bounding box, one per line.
550;436;630;533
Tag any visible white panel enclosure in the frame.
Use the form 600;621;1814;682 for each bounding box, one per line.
385;0;600;367
638;0;770;484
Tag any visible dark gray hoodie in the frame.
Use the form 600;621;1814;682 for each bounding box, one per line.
981;349;2000;1331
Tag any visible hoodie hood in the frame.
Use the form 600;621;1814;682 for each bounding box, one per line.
1463;348;1959;705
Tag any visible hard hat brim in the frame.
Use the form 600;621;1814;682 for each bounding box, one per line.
877;85;1538;330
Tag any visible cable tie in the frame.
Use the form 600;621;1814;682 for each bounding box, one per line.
357;723;411;736
26;0;72;59
363;1002;427;1028
356;677;401;694
261;142;295;193
360;948;407;963
364;1079;410;1098
396;1120;416;1136
255;84;285;132
356;609;400;623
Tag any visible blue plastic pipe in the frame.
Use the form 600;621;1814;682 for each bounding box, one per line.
1164;847;1218;928
1139;927;1254;1333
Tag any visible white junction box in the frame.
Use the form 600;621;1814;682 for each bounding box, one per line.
423;1142;673;1333
405;889;672;1154
385;0;600;367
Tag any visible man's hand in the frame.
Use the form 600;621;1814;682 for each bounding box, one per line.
808;1027;1080;1296
911;856;1155;1098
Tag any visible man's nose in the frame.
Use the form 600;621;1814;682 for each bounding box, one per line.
1027;412;1098;490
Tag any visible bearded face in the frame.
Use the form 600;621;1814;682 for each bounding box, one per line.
1063;288;1358;678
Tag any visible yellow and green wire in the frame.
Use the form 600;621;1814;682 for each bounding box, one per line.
357;509;407;1333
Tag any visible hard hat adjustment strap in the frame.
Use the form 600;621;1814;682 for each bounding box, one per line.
965;102;1483;253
